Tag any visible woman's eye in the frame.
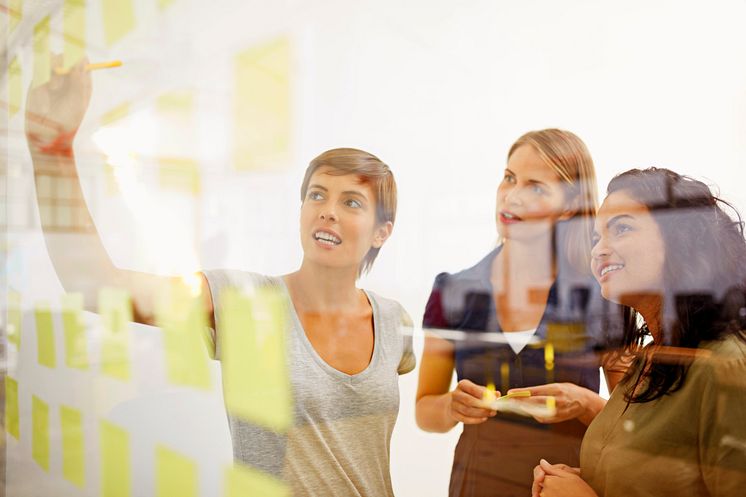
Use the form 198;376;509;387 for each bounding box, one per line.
345;199;362;209
502;174;515;184
531;184;546;195
308;191;323;201
614;223;633;235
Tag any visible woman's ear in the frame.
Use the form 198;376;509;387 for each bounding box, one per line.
372;221;394;248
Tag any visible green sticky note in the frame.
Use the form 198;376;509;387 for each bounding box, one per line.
100;420;131;497
7;288;22;348
8;56;22;118
100;0;135;46
220;287;293;432
35;303;56;368
32;396;50;471
5;376;19;440
224;463;289;497
155;445;198;497
98;288;132;380
62;293;89;370
157;280;211;389
61;405;85;487
33;16;51;87
63;0;87;70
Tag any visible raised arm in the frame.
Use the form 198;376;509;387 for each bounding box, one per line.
26;56;214;326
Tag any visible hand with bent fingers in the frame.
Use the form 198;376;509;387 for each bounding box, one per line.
532;459;596;497
508;382;603;425
448;379;498;425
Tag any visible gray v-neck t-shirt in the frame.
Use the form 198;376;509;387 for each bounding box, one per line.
203;270;416;497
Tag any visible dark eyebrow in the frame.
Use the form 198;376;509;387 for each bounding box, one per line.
342;190;368;199
307;184;328;191
606;214;635;229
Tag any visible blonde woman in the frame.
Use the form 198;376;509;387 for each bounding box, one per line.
416;130;625;497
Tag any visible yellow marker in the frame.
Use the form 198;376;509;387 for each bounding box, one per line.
61;405;85;487
98;288;132;380
157;278;211;389
101;0;135;46
156;445;198;497
7;288;22;348
63;0;87;69
33;16;52;87
55;61;124;75
62;293;89;370
545;342;555;383
234;36;292;171
100;420;131;497
5;376;19;439
224;463;289;497
32;396;50;471
220;287;293;432
482;382;497;403
35;303;56;368
8;56;22;118
500;362;510;394
546;396;557;411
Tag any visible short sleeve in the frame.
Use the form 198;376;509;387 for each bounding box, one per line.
398;304;416;375
422;272;450;329
698;348;746;496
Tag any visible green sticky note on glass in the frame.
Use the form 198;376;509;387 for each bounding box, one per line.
62;293;89;370
63;0;87;70
155;445;198;497
61;405;85;487
7;288;22;348
100;420;131;497
35;303;56;368
5;376;19;440
220;287;292;432
225;463;289;497
33;16;51;87
98;288;132;380
101;0;135;46
157;279;211;389
8;56;22;118
32;396;50;471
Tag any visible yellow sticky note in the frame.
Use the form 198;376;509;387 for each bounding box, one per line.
157;157;201;194
63;0;87;70
35;303;57;368
101;102;130;126
234;37;292;171
156;445;198;497
157;279;211;389
220;287;293;432
61;405;85;487
33;16;52;87
98;288;132;380
62;293;89;370
101;0;135;46
5;376;19;440
8;56;22;118
7;288;22;348
32;395;50;471
9;0;22;32
224;463;289;497
100;420;131;497
157;0;175;10
156;91;193;114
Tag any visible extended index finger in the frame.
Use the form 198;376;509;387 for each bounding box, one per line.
509;383;558;396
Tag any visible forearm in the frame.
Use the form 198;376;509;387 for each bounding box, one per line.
415;392;458;432
578;389;606;426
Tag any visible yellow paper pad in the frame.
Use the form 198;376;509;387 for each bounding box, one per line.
61;405;85;487
157;279;211;389
9;0;22;32
35;304;57;368
156;445;198;497
8;56;22;118
63;0;87;70
7;288;22;348
220;287;293;432
32;396;50;471
5;376;19;440
62;293;89;369
98;288;132;380
101;0;135;46
233;37;292;171
225;463;289;497
100;420;131;497
33;16;52;87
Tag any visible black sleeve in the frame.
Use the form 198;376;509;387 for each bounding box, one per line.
423;272;451;329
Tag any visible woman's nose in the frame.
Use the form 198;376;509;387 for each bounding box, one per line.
320;209;337;222
590;237;611;259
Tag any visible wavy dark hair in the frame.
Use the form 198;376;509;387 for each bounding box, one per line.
607;167;746;403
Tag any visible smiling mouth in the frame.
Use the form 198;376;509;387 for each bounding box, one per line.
314;231;341;246
499;211;523;223
600;264;624;278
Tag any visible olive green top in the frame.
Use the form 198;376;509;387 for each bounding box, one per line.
580;334;746;497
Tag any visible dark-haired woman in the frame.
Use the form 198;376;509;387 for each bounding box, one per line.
533;167;746;497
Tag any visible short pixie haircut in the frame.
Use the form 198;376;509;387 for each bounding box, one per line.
300;148;397;275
